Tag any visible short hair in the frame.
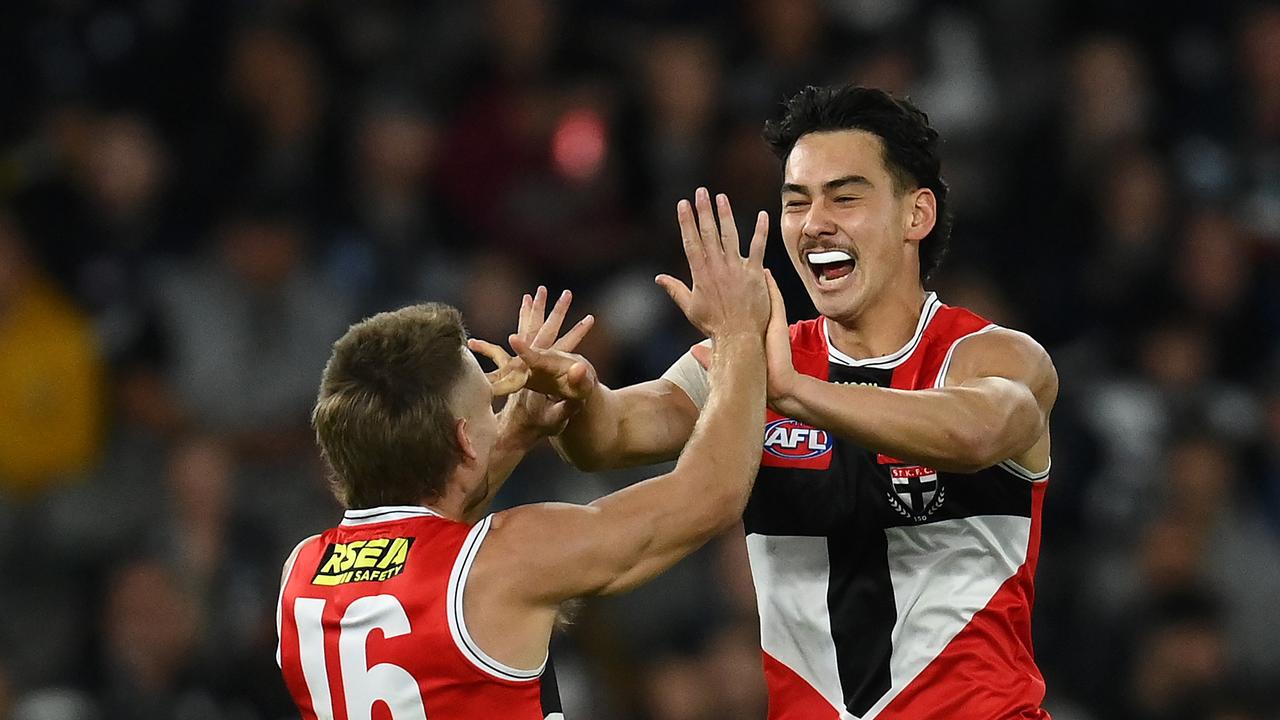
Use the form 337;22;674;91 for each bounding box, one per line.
763;85;952;283
312;303;468;509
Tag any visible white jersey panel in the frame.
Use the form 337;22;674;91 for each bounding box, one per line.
746;533;846;715
862;515;1031;718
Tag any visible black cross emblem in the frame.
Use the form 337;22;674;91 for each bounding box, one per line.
893;474;938;513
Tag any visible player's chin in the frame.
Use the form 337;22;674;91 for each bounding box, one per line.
806;282;861;320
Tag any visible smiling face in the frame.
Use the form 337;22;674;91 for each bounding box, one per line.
780;130;935;324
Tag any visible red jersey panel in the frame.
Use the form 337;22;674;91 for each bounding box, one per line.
277;506;563;720
742;293;1051;719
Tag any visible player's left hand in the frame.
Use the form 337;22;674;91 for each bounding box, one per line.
500;384;580;439
689;269;798;407
470;286;595;437
469;286;595;397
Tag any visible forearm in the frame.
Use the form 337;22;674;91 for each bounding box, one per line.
676;334;767;503
596;334;766;594
550;383;624;470
773;375;1040;472
552;380;693;471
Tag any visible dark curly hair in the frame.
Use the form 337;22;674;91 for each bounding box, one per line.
763;85;951;284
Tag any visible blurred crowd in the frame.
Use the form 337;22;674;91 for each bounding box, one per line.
1;0;1279;718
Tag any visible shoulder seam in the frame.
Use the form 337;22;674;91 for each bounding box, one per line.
446;515;546;682
276;533;321;668
932;324;999;389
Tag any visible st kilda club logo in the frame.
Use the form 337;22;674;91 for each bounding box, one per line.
886;465;946;521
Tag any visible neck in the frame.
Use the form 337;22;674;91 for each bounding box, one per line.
826;287;930;361
421;471;482;522
419;496;463;522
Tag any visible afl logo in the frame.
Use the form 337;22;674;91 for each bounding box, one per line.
763;418;833;460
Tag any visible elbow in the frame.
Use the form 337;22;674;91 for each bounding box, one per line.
958;436;1001;473
702;474;755;535
946;421;1004;473
552;441;612;473
690;499;744;542
948;411;1041;473
680;475;751;540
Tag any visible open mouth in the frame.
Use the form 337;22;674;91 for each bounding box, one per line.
806;249;857;284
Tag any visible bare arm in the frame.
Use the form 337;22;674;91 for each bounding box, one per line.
496;331;765;597
464;286;593;523
483;189;771;599
549;378;699;471
765;277;1058;473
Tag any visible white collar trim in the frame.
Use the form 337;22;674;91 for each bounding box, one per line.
824;292;941;369
340;505;442;526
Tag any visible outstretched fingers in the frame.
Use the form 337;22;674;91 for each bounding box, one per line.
693;187;726;264
676;198;708;281
552;313;595;352
654;273;694;319
468;337;528;396
748;211;769;269
525;286;548;341
534;289;573;348
715;193;742;260
517;293;533;338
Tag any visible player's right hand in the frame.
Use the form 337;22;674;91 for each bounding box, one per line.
507;339;598;402
478;284;600;404
469;285;595;398
655;187;770;341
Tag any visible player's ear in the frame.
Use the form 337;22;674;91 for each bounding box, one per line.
455;418;478;463
904;188;936;243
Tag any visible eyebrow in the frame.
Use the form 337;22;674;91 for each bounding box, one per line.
781;175;874;195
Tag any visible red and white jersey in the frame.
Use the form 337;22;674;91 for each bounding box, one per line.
665;292;1050;719
277;506;563;720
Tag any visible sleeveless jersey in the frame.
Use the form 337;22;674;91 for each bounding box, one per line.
276;506;564;720
664;293;1050;720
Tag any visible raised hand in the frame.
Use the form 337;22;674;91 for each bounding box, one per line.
469;286;596;436
687;269;798;405
506;335;598;403
763;269;799;405
654;187;770;341
468;286;595;397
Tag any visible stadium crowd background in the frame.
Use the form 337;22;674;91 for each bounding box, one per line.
1;0;1279;718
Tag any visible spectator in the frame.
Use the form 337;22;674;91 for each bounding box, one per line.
0;210;103;498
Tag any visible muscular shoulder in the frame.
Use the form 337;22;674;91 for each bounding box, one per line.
945;327;1058;409
483;504;593;570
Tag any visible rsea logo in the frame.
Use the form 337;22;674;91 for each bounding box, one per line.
312;537;414;586
761;418;834;470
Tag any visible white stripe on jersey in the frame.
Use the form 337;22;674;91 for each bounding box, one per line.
826;293;941;369
931;324;998;389
277;534;319;668
999;458;1051;482
933;325;1053;483
446;514;547;681
862;515;1030;718
746;534;847;716
341;505;442;526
